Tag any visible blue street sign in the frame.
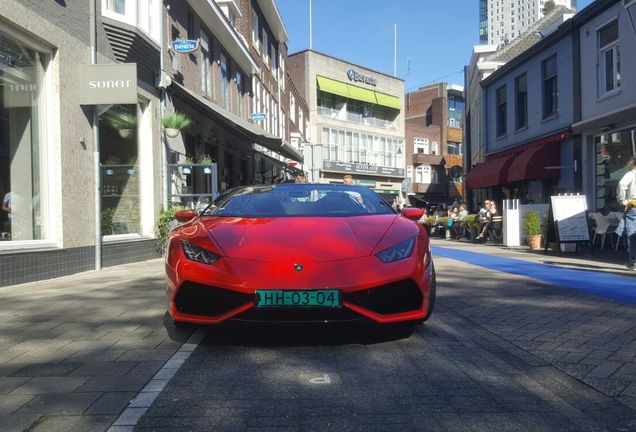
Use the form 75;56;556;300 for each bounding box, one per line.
250;113;266;121
171;40;199;53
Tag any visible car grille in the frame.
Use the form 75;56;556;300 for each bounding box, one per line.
175;282;253;317
344;279;423;315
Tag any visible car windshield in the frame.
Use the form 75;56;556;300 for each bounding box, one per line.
202;184;396;217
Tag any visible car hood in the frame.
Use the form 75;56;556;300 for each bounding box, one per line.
201;215;398;262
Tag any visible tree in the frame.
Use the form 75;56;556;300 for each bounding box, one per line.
543;0;557;14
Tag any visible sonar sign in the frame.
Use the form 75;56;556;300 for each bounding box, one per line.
79;63;137;105
171;40;199;53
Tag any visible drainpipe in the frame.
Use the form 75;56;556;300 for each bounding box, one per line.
160;1;168;209
90;0;101;270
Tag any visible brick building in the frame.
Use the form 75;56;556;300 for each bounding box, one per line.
405;83;464;206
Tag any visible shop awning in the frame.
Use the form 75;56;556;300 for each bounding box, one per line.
507;141;560;182
317;76;350;99
375;92;401;109
464;153;517;190
347;84;378;104
169;82;302;162
316;76;401;109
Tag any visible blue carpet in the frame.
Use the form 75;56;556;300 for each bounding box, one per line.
433;246;636;305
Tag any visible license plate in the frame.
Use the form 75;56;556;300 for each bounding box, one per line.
256;290;341;307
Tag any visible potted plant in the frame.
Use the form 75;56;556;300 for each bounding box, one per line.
161;113;192;138
182;156;194;174
523;210;543;250
108;113;137;138
198;154;214;174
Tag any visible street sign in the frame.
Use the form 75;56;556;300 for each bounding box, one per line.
250;113;266;121
171;40;199;53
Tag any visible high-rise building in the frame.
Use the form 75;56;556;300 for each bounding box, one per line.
483;0;575;46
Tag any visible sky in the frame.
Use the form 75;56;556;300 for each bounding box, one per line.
277;0;595;91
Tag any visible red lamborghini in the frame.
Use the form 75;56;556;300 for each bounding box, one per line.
165;184;435;326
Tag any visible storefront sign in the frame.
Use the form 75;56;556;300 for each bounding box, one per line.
322;161;404;178
347;68;377;87
3;68;37;108
79;63;137;105
171;40;199;53
250;113;266;121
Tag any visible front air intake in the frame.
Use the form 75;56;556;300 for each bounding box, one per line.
345;279;423;315
175;282;253;317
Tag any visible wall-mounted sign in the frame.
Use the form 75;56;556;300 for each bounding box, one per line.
322;161;404;178
250;113;266;121
347;68;377;87
171;40;199;53
79;63;137;105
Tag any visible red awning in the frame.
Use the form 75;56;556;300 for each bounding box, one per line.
465;153;517;189
506;141;560;182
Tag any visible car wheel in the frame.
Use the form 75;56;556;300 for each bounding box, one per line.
421;263;436;322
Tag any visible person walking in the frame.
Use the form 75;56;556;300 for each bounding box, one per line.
617;156;636;270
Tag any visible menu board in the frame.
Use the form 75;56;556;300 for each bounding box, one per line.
550;195;590;242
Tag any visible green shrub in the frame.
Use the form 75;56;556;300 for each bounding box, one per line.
154;206;187;253
463;214;480;229
523;210;542;236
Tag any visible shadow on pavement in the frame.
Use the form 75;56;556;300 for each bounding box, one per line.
195;321;415;347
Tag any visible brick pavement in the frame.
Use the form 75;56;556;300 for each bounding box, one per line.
0;259;191;432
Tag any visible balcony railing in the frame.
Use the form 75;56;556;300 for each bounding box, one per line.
317;106;398;130
412;153;443;165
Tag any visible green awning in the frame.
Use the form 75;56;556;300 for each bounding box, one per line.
317;76;350;99
347;84;378;104
375;92;401;109
316;76;401;109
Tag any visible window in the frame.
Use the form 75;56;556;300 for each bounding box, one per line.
515;73;527;129
252;13;259;50
447;142;463;156
236;70;244;118
598;20;620;95
496;85;507;137
220;52;230;109
262;30;269;66
200;31;212;97
187;8;195;39
298;110;304;136
415;166;431;184
431;141;439;155
279;54;285;91
106;0;126;14
542;55;558;118
407;166;414;183
414;138;428;154
289;94;296;122
0;32;50;245
171;27;180;70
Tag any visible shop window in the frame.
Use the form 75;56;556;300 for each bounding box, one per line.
0;32;49;244
99;105;140;237
594;127;636;211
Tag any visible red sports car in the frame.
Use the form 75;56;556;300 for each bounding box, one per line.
165;184;435;326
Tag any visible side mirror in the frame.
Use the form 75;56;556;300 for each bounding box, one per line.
174;210;197;223
401;207;424;221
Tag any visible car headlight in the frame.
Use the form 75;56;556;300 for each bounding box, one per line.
375;237;415;263
181;240;221;264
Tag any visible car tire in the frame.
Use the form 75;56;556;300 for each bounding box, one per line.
421;263;436;322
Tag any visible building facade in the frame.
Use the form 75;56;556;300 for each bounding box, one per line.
0;0;163;286
484;0;575;46
404;83;464;206
575;0;636;213
288;50;405;203
467;21;575;205
0;0;308;287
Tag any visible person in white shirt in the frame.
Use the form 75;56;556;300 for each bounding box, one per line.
617;156;636;269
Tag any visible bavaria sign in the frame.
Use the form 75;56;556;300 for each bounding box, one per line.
79;63;137;105
250;113;266;121
171;40;199;53
347;68;377;87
